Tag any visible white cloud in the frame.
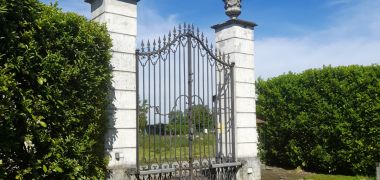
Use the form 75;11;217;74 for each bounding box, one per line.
326;0;353;7
47;1;379;80
137;3;215;49
43;0;90;18
137;5;179;44
255;0;380;79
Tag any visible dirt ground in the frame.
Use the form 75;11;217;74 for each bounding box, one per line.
261;165;313;180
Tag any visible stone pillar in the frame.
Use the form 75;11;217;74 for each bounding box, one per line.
85;0;138;179
377;163;380;180
213;19;260;180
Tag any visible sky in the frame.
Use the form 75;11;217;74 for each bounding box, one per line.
41;0;380;79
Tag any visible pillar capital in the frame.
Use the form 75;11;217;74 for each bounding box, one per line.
212;19;257;31
85;0;140;4
85;0;139;20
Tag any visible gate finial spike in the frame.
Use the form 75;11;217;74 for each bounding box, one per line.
153;39;156;51
163;35;166;45
201;32;204;41
178;24;182;34
196;27;200;38
191;24;195;34
158;37;161;48
210;43;213;50
188;24;191;33
141;40;145;52
205;37;209;48
173;26;176;37
147;40;151;51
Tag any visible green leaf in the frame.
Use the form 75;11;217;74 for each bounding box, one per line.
55;167;63;173
57;100;64;106
26;107;32;114
37;77;46;85
43;165;47;173
39;121;47;128
0;6;7;14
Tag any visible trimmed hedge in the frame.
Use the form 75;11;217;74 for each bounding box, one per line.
257;65;380;175
0;0;112;179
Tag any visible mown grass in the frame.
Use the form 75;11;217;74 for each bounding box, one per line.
138;133;216;165
304;174;375;180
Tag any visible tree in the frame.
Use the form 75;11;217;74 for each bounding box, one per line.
138;100;148;133
189;105;214;132
166;105;214;135
168;110;185;125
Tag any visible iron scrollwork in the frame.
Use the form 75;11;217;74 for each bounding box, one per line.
135;23;238;179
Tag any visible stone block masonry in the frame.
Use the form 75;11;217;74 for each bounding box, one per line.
213;19;261;180
85;0;138;179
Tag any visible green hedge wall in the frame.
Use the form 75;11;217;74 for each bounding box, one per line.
0;0;112;179
257;65;380;175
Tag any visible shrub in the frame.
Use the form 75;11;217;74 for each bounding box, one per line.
257;65;380;175
0;0;112;179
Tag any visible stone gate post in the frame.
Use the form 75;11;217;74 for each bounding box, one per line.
85;0;138;179
212;9;261;180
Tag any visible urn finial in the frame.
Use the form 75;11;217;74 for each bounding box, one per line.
223;0;242;19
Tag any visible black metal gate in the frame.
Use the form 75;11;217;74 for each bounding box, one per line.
136;24;239;179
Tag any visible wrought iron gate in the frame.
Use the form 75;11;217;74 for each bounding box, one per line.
136;24;239;179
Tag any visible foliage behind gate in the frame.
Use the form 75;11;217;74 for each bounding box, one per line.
0;0;112;178
257;65;380;175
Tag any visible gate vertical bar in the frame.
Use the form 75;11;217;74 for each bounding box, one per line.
187;33;194;180
230;62;236;161
218;69;222;163
136;50;140;175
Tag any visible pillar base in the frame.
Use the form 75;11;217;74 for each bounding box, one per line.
236;157;261;180
107;168;134;180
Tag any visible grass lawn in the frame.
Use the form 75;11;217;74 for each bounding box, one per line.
138;135;377;180
304;174;375;180
138;133;216;165
261;166;375;180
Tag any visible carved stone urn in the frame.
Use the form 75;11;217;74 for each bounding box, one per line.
223;0;242;19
